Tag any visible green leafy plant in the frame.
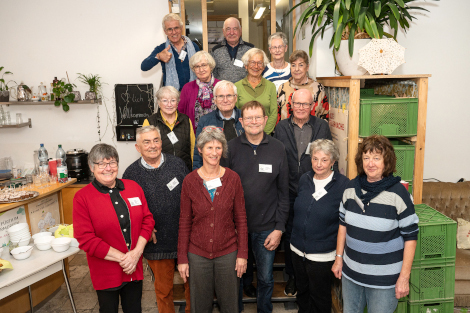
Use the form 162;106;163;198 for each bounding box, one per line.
288;0;437;57
52;81;76;112
77;73;103;96
460;308;468;313
0;66;16;91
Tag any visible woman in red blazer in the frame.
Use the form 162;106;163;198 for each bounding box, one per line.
177;126;248;313
73;143;155;313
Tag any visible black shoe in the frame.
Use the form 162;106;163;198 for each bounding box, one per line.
243;284;257;298
284;276;297;296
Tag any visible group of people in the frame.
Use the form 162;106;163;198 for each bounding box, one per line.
72;13;419;313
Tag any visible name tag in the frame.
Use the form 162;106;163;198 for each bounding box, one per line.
259;164;272;173
305;142;312;155
234;59;244;67
206;178;222;190
167;131;179;144
128;197;142;206
312;188;327;200
179;50;187;61
167;177;179;191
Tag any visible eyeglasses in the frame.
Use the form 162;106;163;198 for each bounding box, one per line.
225;27;239;32
203;126;224;132
248;61;264;68
269;45;286;51
160;99;178;105
292;101;313;108
193;63;209;71
215;94;236;101
243;116;264;122
142;139;161;147
94;161;118;169
166;26;181;33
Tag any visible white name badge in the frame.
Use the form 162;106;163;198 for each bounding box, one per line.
312;188;327;201
167;177;179;191
259;164;272;173
128;197;142;206
179;50;187;61
234;59;244;67
305;142;312;155
206;178;222;190
167;131;179;144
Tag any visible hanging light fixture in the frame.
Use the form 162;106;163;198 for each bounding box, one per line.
253;4;266;20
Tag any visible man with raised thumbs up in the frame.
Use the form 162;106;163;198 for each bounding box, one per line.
142;13;199;91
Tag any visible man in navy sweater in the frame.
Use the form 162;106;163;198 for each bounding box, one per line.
224;101;289;313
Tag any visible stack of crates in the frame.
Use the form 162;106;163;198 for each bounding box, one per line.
358;89;418;194
364;204;457;313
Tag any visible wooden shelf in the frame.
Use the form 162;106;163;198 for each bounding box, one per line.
0;99;102;106
0;118;32;128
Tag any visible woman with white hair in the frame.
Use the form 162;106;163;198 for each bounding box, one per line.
143;86;195;172
178;51;220;132
291;139;349;313
141;13;199;91
263;32;291;90
235;48;278;135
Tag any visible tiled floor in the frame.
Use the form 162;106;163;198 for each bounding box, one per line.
33;249;297;313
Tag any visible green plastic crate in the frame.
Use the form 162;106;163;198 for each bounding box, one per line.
363;298;407;313
359;96;418;137
360;88;375;96
409;262;455;302
414;204;457;266
407;299;454;313
390;140;415;181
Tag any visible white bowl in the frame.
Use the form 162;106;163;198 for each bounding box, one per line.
51;237;71;252
35;242;52;251
12;237;31;247
35;236;54;244
32;232;52;241
11;246;33;260
70;238;79;248
10;233;31;240
7;223;28;234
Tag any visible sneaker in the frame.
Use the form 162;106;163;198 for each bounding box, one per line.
284;276;297;296
243;283;257;298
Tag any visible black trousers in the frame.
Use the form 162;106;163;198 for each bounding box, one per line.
291;252;334;313
96;280;143;313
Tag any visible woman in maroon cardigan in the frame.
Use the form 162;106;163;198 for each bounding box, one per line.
73;143;155;313
177;126;248;313
178;51;220;132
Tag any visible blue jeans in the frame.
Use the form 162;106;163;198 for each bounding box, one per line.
251;229;276;313
342;276;398;313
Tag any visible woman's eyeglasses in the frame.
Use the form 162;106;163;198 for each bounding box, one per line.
94;161;118;169
160;99;178;105
193;63;209;71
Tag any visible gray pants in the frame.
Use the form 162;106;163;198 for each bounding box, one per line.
188;251;239;313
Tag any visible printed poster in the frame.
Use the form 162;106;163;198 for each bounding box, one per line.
28;194;60;235
329;107;349;175
0;206;27;248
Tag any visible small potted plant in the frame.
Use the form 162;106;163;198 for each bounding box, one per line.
77;73;103;100
0;67;16;102
52;80;76;112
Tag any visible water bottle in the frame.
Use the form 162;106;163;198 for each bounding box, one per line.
57;159;68;183
38;143;49;173
56;144;66;166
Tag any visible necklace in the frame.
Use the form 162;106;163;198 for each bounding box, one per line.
199;166;222;180
271;62;286;77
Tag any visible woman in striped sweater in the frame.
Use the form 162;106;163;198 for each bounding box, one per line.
332;135;419;313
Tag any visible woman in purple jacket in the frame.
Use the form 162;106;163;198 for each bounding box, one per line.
178;51;220;132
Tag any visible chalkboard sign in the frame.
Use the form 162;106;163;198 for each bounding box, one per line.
115;84;155;126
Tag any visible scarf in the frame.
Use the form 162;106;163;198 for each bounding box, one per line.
165;36;197;90
354;174;401;205
196;75;215;109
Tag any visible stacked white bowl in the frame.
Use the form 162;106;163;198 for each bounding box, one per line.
51;237;71;252
8;223;32;246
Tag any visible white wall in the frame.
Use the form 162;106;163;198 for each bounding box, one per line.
295;2;470;182
0;0;169;177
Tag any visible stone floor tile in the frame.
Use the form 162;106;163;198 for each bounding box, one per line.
62;291;98;310
74;274;95;293
141;290;158;308
79;249;86;254
69;265;90;279
143;275;155;291
69;253;88;266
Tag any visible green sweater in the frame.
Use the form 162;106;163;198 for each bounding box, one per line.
235;77;278;135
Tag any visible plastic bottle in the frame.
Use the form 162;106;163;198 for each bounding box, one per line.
56;144;66;165
57;159;68;183
38;143;49;173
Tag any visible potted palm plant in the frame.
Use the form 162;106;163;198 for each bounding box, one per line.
77;73;103;100
288;0;436;75
0;67;16;102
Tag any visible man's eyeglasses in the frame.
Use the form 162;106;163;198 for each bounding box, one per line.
166;26;181;33
215;95;236;101
292;101;313;108
243;116;264;122
94;161;118;169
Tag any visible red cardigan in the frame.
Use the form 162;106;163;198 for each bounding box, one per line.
177;168;248;264
73;179;155;290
